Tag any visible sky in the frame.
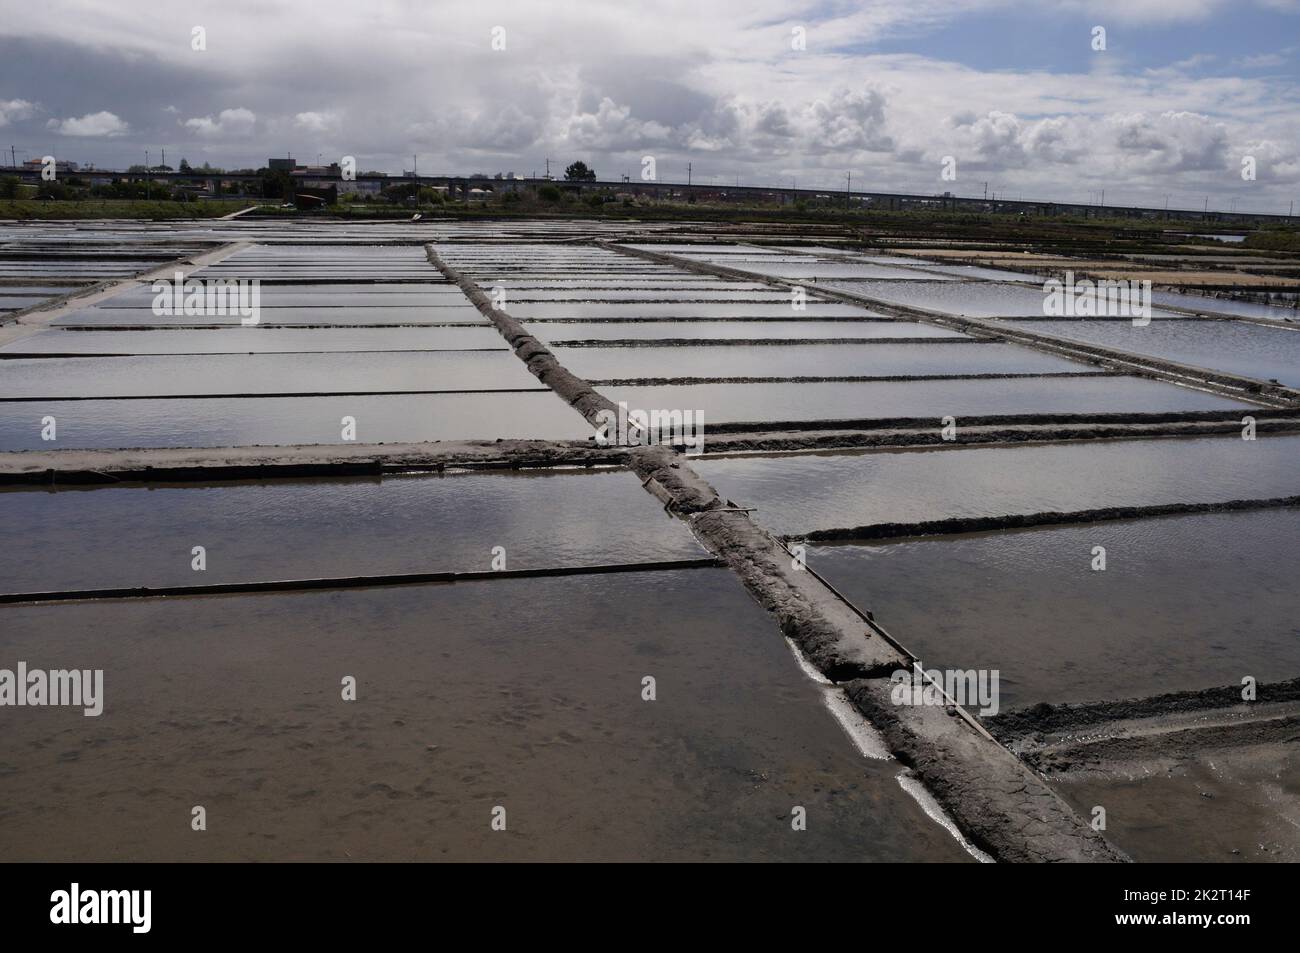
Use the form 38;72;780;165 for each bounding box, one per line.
1;0;1298;213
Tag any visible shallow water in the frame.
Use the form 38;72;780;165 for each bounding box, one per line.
0;568;969;861
0;469;706;592
556;342;1086;379
0;351;539;398
826;280;1182;318
503;289;795;302
1;326;507;355
54;306;490;327
683;260;944;281
525;321;968;341
99;292;466;309
693;435;1300;535
1152;291;1300;322
913;264;1039;282
0;391;592;450
601;376;1251;426
505;301;886;319
808;509;1300;707
1001;319;1300;386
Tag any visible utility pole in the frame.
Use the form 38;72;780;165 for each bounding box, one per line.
687;162;692;186
545;157;550;179
846;171;851;210
9;145;14;169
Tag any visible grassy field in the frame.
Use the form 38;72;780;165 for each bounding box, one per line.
3;196;1293;259
1245;228;1300;253
0;200;255;220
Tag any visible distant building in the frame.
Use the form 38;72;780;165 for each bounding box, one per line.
23;158;79;173
292;163;342;187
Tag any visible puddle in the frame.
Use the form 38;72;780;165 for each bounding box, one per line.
806;509;1300;707
694;435;1300;535
1050;749;1300;862
0;568;970;861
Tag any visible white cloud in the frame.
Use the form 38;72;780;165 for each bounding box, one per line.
46;110;128;136
183;107;256;138
0;1;1296;207
294;111;337;133
0;98;36;127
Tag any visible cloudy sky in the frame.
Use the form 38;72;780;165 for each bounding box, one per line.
2;0;1298;212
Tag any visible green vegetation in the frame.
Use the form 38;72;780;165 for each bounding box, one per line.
0;200;252;220
1244;228;1300;253
1;176;1288;261
564;161;596;182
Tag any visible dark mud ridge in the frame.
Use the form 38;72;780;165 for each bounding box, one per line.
700;408;1296;434
585;371;1115;387
0;557;720;606
986;676;1300;743
550;336;995;347
795;496;1300;543
697;417;1300;453
0;440;627;486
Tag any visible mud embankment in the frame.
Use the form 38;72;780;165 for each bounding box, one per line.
845;678;1127;862
693;416;1300;453
795;496;1300;543
439;240;1130;862
426;245;617;427
985;678;1300;778
987;677;1300;742
0;439;627;485
0;241;251;342
586;371;1116;387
